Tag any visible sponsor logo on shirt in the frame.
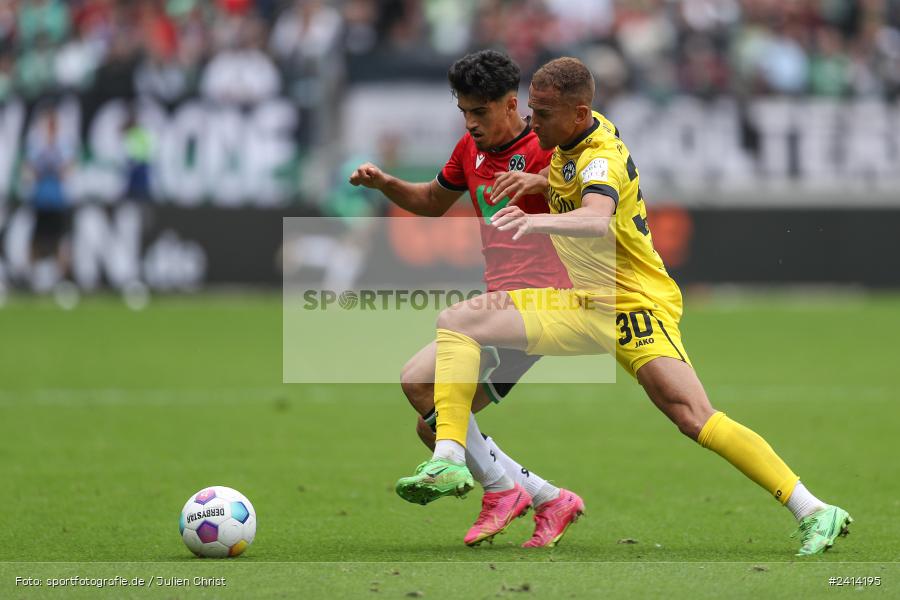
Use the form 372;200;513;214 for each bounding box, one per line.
508;154;526;171
562;159;576;182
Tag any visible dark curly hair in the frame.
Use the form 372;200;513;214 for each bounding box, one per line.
448;50;521;102
532;57;595;105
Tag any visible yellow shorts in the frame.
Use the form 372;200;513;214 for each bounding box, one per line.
507;288;691;378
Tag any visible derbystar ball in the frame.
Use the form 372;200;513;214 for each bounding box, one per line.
179;486;256;557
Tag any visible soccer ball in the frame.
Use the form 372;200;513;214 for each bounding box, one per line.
180;486;256;557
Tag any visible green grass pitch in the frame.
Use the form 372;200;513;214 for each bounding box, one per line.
1;293;898;598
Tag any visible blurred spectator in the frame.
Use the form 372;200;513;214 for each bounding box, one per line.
16;33;57;98
17;0;70;48
0;1;17;44
678;0;739;34
543;0;615;47
134;42;191;101
131;0;189;101
217;0;254;16
379;0;427;53
0;50;14;101
473;0;554;73
270;0;343;108
342;0;378;54
88;5;140;98
422;0;476;56
324;132;396;220
500;0;556;72
678;33;730;97
270;0;342;62
2;0;899;103
122;107;154;203
758;23;811;95
581;44;628;103
810;26;852;96
71;0;117;45
138;1;178;59
134;0;197;103
54;19;105;90
201;11;279;103
21;108;77;291
615;2;679;100
862;8;900;98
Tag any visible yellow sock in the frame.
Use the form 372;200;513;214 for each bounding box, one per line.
434;328;481;448
698;412;800;504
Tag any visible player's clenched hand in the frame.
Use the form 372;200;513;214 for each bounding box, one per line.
349;162;388;189
491;205;533;241
491;171;548;205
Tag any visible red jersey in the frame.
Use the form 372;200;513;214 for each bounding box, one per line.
436;124;572;292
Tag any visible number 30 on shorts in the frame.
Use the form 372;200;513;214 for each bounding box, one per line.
616;311;653;346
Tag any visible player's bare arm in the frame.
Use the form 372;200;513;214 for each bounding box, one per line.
490;193;613;240
490;166;550;205
349;162;460;217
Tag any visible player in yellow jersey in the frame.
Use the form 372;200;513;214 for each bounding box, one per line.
395;57;852;556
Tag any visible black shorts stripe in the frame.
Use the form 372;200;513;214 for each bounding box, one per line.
650;311;685;363
484;348;541;401
484;378;514;399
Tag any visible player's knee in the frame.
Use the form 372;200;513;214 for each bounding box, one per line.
436;306;461;332
675;417;702;440
400;379;433;414
656;391;711;440
671;402;712;440
400;360;433;415
436;305;481;339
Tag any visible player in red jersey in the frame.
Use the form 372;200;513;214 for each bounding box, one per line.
350;50;584;547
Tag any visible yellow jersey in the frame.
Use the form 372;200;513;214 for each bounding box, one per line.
546;111;683;318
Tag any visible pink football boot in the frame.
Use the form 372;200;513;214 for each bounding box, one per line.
522;488;585;548
464;484;532;546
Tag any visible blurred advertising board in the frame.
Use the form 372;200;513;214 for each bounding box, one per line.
344;87;900;207
1;203;898;292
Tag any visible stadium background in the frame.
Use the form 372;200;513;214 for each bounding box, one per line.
1;1;899;598
1;0;899;295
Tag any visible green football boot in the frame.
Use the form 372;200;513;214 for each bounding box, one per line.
792;505;853;556
396;458;474;505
